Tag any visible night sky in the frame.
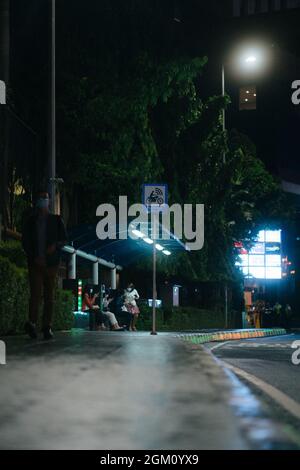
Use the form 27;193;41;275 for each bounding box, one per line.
8;1;300;181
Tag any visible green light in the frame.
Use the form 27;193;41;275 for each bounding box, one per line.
78;279;83;311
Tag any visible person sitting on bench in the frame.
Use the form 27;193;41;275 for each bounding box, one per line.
82;285;106;331
102;293;126;331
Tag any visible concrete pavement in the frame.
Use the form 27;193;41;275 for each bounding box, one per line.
0;330;298;450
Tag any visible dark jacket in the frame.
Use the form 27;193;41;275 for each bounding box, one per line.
22;213;67;267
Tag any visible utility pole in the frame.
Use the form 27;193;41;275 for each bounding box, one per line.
0;0;10;227
49;0;56;214
222;62;228;328
151;214;158;336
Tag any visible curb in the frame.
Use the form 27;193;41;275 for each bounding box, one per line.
177;328;287;345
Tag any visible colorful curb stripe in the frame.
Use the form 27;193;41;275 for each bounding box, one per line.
178;328;286;345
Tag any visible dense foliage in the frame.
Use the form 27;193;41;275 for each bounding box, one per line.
0;248;74;336
1;0;291;285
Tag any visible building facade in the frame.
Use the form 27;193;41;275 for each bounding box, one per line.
232;0;300;16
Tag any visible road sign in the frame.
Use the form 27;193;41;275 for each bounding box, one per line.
142;184;168;211
142;183;168;336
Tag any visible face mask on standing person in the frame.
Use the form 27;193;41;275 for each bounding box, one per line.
36;198;49;209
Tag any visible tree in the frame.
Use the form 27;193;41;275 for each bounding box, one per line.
0;0;10;228
54;1;289;286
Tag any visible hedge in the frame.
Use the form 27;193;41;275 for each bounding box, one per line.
0;240;27;269
0;253;74;336
138;304;226;331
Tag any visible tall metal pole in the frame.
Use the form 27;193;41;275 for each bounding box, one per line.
49;0;56;214
151;215;157;335
222;62;228;328
0;0;10;227
222;63;226;163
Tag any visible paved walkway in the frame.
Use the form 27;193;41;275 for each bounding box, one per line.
0;330;297;450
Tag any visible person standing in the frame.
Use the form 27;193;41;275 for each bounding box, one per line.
273;302;282;327
284;304;293;330
124;283;140;331
22;190;67;340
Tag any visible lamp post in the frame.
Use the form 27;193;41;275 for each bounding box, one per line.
49;0;56;214
221;43;268;328
222;62;229;328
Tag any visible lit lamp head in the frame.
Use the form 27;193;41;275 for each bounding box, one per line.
232;41;271;76
240;50;262;71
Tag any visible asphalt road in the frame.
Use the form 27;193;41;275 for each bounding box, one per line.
207;334;300;438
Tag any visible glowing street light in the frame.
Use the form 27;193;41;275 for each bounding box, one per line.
163;250;171;256
222;41;271;151
131;229;145;238
144;237;154;245
155;244;164;251
221;40;270;328
245;55;257;63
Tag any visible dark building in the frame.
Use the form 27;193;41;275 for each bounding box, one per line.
232;0;300;17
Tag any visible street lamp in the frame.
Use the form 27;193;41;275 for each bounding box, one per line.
221;41;270;328
222;42;270;146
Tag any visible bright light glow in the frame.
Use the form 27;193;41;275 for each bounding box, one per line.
257;230;265;242
265;230;281;243
144;237;154;245
237;230;282;279
155;244;164;251
249;266;265;279
250;243;264;254
233;42;271;76
265;267;282;279
245;55;257;63
148;299;162;308
249;255;264;266
242;266;249;276
266;255;281;267
131;229;145;238
163;250;171;256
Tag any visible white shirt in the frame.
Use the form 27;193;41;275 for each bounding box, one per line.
124;288;139;307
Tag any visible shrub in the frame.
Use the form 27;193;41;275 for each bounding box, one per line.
52;289;75;331
138;303;225;331
0;254;74;336
0;240;27;269
0;255;29;335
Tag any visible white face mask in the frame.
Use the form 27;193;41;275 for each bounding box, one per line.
36;198;49;209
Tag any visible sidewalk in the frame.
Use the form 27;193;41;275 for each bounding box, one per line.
0;330;295;450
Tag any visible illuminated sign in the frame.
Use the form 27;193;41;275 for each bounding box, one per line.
236;230;282;280
77;279;83;311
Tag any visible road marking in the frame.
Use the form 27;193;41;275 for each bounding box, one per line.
232;343;291;349
223;362;300;421
210;342;228;351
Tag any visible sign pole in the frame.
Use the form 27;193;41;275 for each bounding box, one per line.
151;215;157;335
